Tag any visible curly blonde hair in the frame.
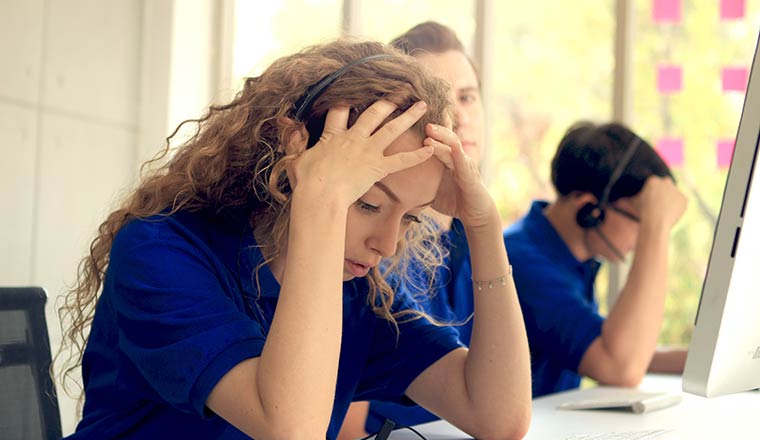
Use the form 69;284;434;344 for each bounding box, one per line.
55;39;453;399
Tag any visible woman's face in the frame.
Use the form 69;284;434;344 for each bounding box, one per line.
342;130;444;280
416;50;484;164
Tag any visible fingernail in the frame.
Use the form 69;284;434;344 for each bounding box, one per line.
415;101;427;110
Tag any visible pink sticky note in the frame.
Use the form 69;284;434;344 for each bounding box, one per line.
656;138;684;167
657;65;682;94
653;0;682;23
721;0;745;20
722;67;749;92
718;139;735;168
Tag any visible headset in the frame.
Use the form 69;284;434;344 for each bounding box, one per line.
575;136;642;229
291;53;392;148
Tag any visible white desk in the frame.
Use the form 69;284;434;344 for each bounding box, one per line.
388;375;759;439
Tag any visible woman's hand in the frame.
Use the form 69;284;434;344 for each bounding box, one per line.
425;123;497;229
288;100;433;206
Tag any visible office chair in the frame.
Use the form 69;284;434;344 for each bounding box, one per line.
0;287;63;440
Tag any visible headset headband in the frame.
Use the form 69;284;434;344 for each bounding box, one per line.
598;136;642;209
292;54;393;121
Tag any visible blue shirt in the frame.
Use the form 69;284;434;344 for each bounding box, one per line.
66;209;462;440
504;200;603;397
366;219;473;432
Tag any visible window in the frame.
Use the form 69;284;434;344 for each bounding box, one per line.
232;0;342;88
351;0;475;44
488;1;615;223
629;0;760;344
228;0;760;346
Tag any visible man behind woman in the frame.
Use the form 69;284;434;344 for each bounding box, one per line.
340;21;489;438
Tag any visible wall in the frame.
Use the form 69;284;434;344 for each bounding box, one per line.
0;0;219;434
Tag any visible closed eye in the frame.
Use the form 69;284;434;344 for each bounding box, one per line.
357;200;421;225
357;200;380;213
402;214;422;225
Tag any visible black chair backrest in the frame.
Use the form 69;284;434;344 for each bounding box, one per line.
0;287;63;440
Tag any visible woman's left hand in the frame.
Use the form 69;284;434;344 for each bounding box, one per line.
425;123;497;229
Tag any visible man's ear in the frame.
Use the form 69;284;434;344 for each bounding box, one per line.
570;191;599;209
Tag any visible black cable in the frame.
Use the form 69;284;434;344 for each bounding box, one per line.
395;425;428;439
357;419;430;440
359;419;395;440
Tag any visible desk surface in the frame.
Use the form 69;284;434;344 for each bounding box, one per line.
389;375;759;439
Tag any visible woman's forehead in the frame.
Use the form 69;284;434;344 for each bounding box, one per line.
377;159;443;207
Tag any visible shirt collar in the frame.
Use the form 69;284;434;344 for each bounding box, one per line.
523;200;601;274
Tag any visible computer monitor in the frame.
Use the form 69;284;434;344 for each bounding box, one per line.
682;31;760;398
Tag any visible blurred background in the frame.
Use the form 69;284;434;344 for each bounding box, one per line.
1;0;758;435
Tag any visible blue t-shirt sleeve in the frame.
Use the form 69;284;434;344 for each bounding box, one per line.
107;219;266;417
511;253;603;373
356;292;463;405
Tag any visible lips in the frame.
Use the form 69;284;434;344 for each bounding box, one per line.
345;259;372;278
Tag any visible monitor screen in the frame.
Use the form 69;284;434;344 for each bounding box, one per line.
682;31;760;397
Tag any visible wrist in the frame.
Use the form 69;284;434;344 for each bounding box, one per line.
638;215;674;238
290;186;351;218
462;205;501;236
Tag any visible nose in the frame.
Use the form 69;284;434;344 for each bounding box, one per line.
367;220;402;258
456;108;468;128
454;102;469;131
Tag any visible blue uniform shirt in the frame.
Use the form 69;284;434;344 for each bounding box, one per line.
366;219;473;432
504;200;603;397
66;209;462;440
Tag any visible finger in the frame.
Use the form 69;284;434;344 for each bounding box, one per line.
427;123;472;174
424;137;454;169
447;128;470;169
381;146;434;175
322;105;351;133
351;100;399;137
370;101;428;148
425;123;461;147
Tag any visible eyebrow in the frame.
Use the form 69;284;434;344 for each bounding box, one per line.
374;182;435;208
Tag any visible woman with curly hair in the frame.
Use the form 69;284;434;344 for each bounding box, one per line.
57;39;530;440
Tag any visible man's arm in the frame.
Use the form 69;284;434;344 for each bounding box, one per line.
649;347;688;374
579;176;687;386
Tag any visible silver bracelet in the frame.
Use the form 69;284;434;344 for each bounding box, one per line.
472;265;513;292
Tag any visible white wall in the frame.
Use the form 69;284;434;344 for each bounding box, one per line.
0;0;222;435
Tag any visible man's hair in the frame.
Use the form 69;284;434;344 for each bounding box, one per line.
389;21;480;82
550;121;673;202
390;21;466;54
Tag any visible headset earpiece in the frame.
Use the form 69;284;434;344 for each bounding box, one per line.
576;135;643;230
576;202;605;229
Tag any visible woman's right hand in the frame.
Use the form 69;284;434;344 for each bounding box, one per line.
287;100;434;206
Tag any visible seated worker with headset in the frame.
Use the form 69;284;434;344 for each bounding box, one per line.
505;121;688;397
